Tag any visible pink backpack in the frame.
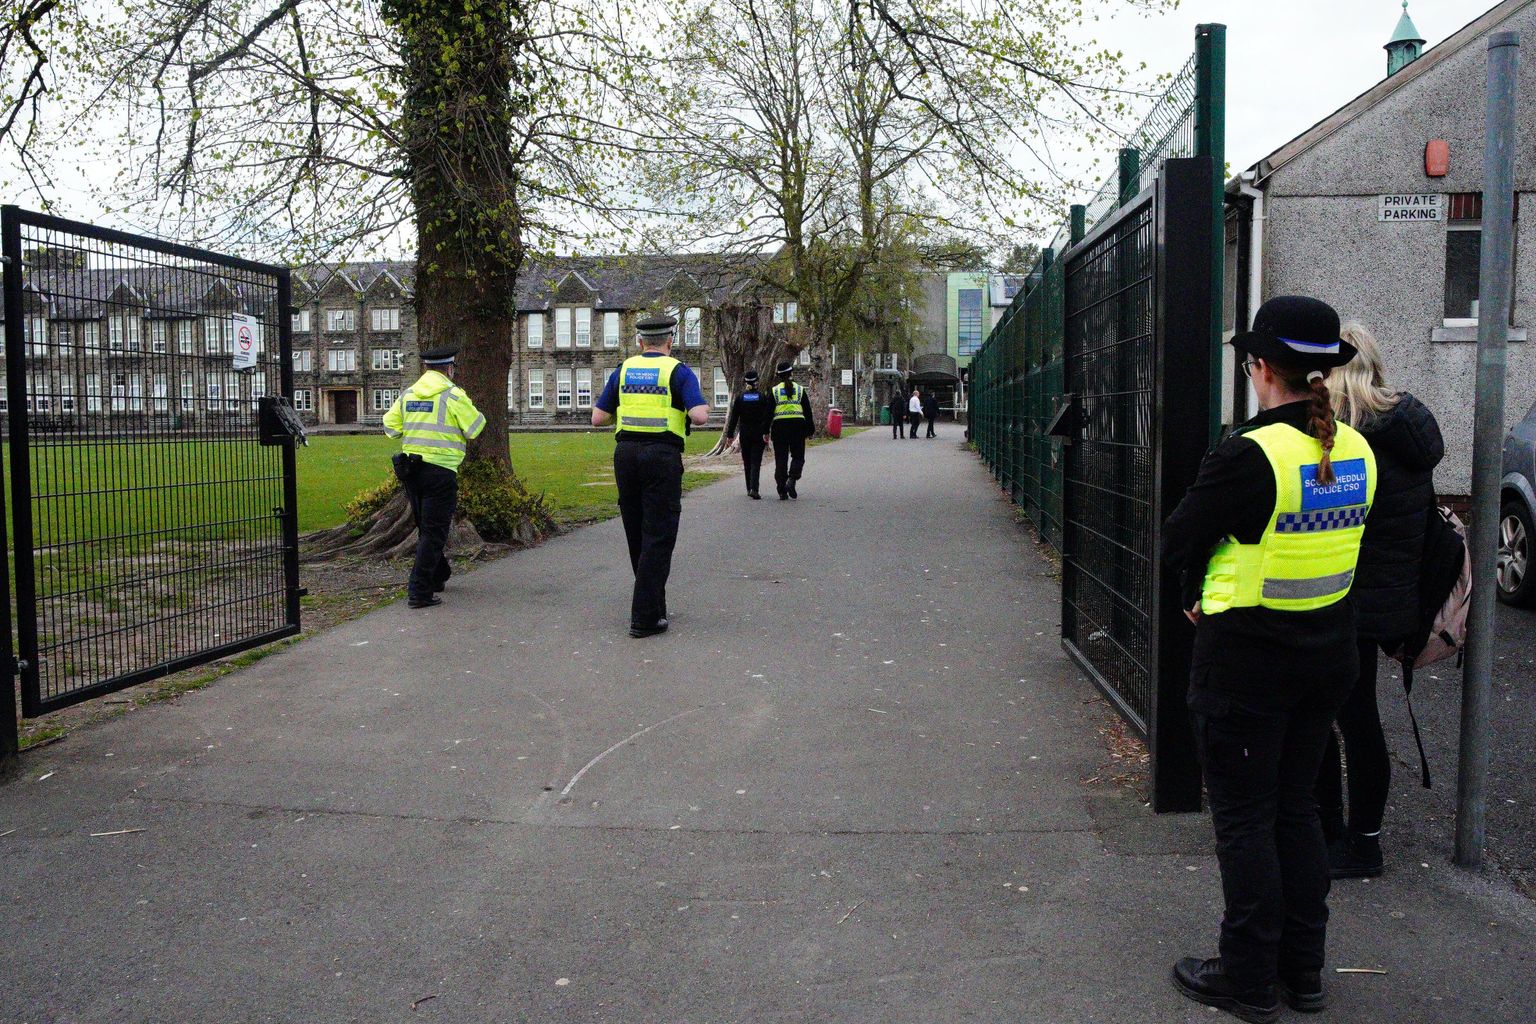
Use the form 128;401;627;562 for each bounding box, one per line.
1389;505;1471;788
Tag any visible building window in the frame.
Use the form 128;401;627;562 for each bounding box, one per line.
179;372;193;411
293;349;313;373
224;372;241;411
59;382;75;413
713;367;730;407
370;307;401;332
292;310;311;333
372;388;400;412
326;348;357;373
109;314;142;351
556;367;573;409
555;307;573;349
877;352;898;370
53;322;71;355
293;388;313;412
250;375;265;408
25;316;47;356
327;308;355;332
957;287;984;357
507;370;517;410
86;373;101;413
174;320;191;353
576;367;593;409
204;316;232;353
527;312;545;348
29;374;50;413
797;348;811;366
773;301;798;324
371;348;402;371
528;368;545;409
206;376;222;406
149;320;168;353
684;307;702;347
603;311;620;348
152;372;168;413
574;307;592;348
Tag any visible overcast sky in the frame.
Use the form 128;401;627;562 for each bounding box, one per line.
1085;0;1485;173
0;0;1495;250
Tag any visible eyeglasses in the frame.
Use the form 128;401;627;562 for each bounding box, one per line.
1241;359;1261;380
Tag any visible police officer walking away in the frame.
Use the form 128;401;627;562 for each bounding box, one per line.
383;347;487;609
592;316;711;637
888;388;907;439
723;368;773;499
1161;296;1376;1022
770;360;814;499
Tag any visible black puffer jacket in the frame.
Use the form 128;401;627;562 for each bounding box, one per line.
1352;392;1444;643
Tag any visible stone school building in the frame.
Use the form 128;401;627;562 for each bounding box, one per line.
1224;0;1536;493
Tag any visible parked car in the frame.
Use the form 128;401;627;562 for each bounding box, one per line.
1500;398;1536;606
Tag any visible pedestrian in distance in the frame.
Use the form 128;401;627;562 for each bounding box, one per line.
1161;296;1378;1023
889;389;907;439
591;315;711;638
907;388;923;440
770;360;814;499
382;347;487;609
724;368;773;499
1314;322;1444;881
923;389;939;438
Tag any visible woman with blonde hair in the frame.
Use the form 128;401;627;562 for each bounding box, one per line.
1314;322;1444;880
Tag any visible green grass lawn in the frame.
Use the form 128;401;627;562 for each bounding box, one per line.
297;430;723;531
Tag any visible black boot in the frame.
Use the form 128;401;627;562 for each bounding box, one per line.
1278;970;1328;1013
1171;958;1279;1024
787;480;798;499
1320;804;1345;844
1329;832;1384;879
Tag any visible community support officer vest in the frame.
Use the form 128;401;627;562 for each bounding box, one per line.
617;354;687;440
773;381;805;421
1201;421;1377;615
386;371;486;473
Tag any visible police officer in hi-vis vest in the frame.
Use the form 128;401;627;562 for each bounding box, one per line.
769;360;814;500
592;316;711;638
383;346;487;609
723;368;773;499
1162;296;1377;1022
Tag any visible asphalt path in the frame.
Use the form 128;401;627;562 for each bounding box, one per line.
1;424;1532;1023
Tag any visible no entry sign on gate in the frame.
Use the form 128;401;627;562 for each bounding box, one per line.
231;313;261;370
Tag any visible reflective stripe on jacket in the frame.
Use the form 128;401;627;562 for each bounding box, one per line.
617;354;687;439
773;381;805;421
1201;421;1377;614
382;370;487;473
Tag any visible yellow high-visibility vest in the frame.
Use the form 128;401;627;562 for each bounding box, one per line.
382;370;486;473
773;381;805;421
1201;421;1377;614
616;354;687;440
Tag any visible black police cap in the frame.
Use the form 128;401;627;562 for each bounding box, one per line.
636;315;678;340
744;369;759;384
775;360;794;375
1230;296;1357;370
421;346;458;365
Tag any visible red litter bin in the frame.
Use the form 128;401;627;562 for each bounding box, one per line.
826;407;843;439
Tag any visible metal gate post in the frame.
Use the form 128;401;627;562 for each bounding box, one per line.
276;269;303;629
0;209;18;767
1;207;40;720
1150;158;1215;813
1195;23;1228;444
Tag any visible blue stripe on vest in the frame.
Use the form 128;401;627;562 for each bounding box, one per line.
1275;506;1370;533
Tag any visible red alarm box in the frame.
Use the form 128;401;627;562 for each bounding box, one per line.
1426;139;1449;178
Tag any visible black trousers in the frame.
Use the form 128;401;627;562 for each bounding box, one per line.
892;415;905;438
925;414;937;438
740;437;766;494
1188;654;1355;990
1315;639;1391;836
908;412;922;438
404;462;458;602
771;424;806;493
614;440;683;628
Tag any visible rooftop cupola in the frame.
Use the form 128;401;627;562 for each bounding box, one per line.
1385;1;1426;77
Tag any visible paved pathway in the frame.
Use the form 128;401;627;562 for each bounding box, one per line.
2;425;1533;1023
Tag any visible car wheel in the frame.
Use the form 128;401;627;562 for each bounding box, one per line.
1497;499;1535;606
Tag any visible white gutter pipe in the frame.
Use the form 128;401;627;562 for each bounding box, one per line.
1238;171;1265;415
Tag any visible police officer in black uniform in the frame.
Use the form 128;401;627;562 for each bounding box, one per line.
591;316;711;637
769;360;814;500
723;368;773;499
1161;297;1377;1022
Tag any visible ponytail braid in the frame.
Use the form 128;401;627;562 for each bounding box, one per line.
1303;370;1338;486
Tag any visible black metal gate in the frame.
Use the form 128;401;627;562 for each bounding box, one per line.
1;208;301;724
1060;159;1214;812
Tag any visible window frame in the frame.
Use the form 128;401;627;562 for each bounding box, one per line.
574;307;592;348
527;368;545;409
527;312;545;348
555;367;573;409
713;367;730;408
602;311;620;348
327;307;356;333
576;367;593;409
555;307;573;349
370;307;401;332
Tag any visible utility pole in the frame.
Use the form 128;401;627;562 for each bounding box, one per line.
1455;31;1520;869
